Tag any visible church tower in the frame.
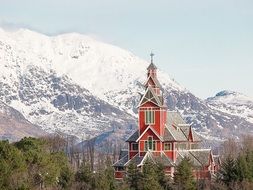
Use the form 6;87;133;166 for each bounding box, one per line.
137;53;167;156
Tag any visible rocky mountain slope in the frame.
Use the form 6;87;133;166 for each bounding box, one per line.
0;100;46;141
206;90;253;124
0;28;252;141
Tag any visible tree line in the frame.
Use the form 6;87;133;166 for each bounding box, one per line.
1;135;253;190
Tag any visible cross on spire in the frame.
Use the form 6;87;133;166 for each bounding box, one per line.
150;52;154;63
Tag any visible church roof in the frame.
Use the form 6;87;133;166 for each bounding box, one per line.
164;126;188;141
113;154;129;167
138;87;163;107
147;62;157;70
179;126;201;141
166;111;202;142
152;152;175;166
119;149;128;160
167;111;186;127
144;75;163;89
177;149;212;167
125;154;145;167
126;130;139;142
190;150;211;166
124;151;174;167
190;127;202;141
136;125;164;142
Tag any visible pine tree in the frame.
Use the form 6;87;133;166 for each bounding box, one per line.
142;159;163;190
218;156;238;187
236;154;250;182
104;158;117;190
125;162;143;190
174;157;196;190
75;161;93;185
245;150;253;180
156;162;173;190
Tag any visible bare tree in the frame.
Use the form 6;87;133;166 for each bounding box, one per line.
220;138;239;159
87;137;96;171
241;134;253;152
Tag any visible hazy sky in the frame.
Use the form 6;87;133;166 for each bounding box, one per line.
1;0;253;99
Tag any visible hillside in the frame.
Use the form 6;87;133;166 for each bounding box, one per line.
0;100;46;141
0;28;252;141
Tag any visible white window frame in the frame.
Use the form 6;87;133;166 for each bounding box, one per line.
164;143;172;151
131;143;138;151
144;136;156;151
145;110;155;125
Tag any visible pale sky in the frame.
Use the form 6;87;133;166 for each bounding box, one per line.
1;0;253;99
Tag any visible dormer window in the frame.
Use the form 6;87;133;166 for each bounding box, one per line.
145;110;155;124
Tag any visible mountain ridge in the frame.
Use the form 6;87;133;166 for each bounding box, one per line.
0;27;252;141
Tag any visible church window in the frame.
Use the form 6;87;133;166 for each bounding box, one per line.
132;143;138;151
164;143;172;151
144;136;156;151
145;110;155;124
176;143;187;150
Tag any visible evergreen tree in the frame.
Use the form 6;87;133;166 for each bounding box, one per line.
236;154;251;182
245;150;253;180
218;156;238;187
156;162;173;190
75;161;93;189
0;140;28;189
104;158;117;190
174;157;196;190
125;162;143;190
14;137;73;189
142;159;163;190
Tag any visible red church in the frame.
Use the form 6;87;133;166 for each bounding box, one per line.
113;54;220;180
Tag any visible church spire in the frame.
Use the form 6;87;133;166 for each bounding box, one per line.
147;52;157;70
150;52;154;63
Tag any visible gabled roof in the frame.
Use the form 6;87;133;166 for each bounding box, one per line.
167;111;186;127
125;154;144;167
136;125;163;142
147;62;157;70
152;152;175;167
176;151;202;167
190;149;212;166
166;111;202;142
125;151;174;167
179;125;201;142
164;126;188;141
119;149;128;160
113;154;129;167
144;75;162;89
190;127;202;142
126;130;139;142
138;87;163;107
177;149;212;167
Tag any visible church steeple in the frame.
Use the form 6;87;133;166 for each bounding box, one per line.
147;52;157;78
144;52;162;97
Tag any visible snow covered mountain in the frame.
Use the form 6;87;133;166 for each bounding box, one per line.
0;28;252;141
206;90;253;124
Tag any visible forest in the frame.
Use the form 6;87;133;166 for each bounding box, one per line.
0;135;253;190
